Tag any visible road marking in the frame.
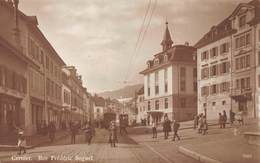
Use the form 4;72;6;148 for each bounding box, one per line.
142;143;173;163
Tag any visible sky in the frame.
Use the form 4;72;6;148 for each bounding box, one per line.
19;0;248;93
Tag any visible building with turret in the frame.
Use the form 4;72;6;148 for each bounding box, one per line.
140;22;197;123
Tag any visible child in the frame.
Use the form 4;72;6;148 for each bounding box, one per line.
17;131;26;155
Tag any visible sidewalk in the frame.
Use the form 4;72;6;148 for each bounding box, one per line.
0;130;70;151
128;118;260;163
178;118;260;163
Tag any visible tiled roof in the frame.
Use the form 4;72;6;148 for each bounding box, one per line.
140;45;196;74
195;0;260;49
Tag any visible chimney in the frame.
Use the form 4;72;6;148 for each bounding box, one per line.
185;42;189;46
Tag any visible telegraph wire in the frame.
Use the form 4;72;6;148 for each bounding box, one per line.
127;0;158;81
123;0;152;84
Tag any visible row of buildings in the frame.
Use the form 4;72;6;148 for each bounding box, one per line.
135;0;260;124
0;0;93;142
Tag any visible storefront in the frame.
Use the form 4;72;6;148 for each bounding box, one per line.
0;94;23;136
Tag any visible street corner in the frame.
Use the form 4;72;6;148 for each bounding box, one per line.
178;146;222;163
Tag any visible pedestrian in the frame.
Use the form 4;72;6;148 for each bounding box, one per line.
229;109;235;126
172;120;180;141
83;122;92;145
70;122;78;144
109;121;117;147
193;115;198;129
48;121;56;142
17;131;26;155
151;120;157;138
201;116;208;135
198;114;203;134
218;113;223;128
163;117;171;139
223;110;227;128
237;110;244;126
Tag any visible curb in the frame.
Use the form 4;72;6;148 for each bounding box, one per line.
178;146;222;163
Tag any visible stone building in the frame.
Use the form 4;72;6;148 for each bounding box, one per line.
195;0;260;119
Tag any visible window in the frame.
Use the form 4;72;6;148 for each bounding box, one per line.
154;58;159;65
258;75;260;88
193;82;197;92
50;61;53;74
220;62;229;74
203;103;207;107
210;47;218;58
46;56;49;70
246;77;250;89
258;52;260;66
40;50;44;65
147;74;150;96
211;84;217;94
220;42;229;54
201;67;209;79
148;101;151;111
180;67;186;91
236;55;250;70
201;86;209;96
239;15;246;29
155;71;159;94
222;101;226;105
164;68;168;93
164;98;168;109
155;100;159;110
201;51;209;61
220;82;229;93
246;33;251;46
246;55;250;67
180;98;186;108
236;79;240;89
235;33;250;49
210;65;217;76
212;102;216;106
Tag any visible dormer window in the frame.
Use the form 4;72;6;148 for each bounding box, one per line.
164;55;168;62
147;61;151;68
154;58;159;65
239;15;246;29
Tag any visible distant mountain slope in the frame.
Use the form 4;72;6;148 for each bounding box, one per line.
98;84;143;99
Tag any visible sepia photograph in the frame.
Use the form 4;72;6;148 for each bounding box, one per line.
0;0;260;162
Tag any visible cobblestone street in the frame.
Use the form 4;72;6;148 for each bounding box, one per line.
0;127;198;163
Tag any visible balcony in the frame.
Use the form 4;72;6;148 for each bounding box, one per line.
230;87;252;101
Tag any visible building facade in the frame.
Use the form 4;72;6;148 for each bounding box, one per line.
136;87;147;124
140;22;197;123
196;0;260;120
0;0;91;140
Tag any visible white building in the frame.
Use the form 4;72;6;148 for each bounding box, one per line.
140;22;197;123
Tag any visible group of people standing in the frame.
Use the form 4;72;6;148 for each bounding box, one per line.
152;116;181;141
194;114;208;135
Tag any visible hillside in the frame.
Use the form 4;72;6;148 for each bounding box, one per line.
98;84;143;99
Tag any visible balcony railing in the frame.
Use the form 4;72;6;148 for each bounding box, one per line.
230;87;252;96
